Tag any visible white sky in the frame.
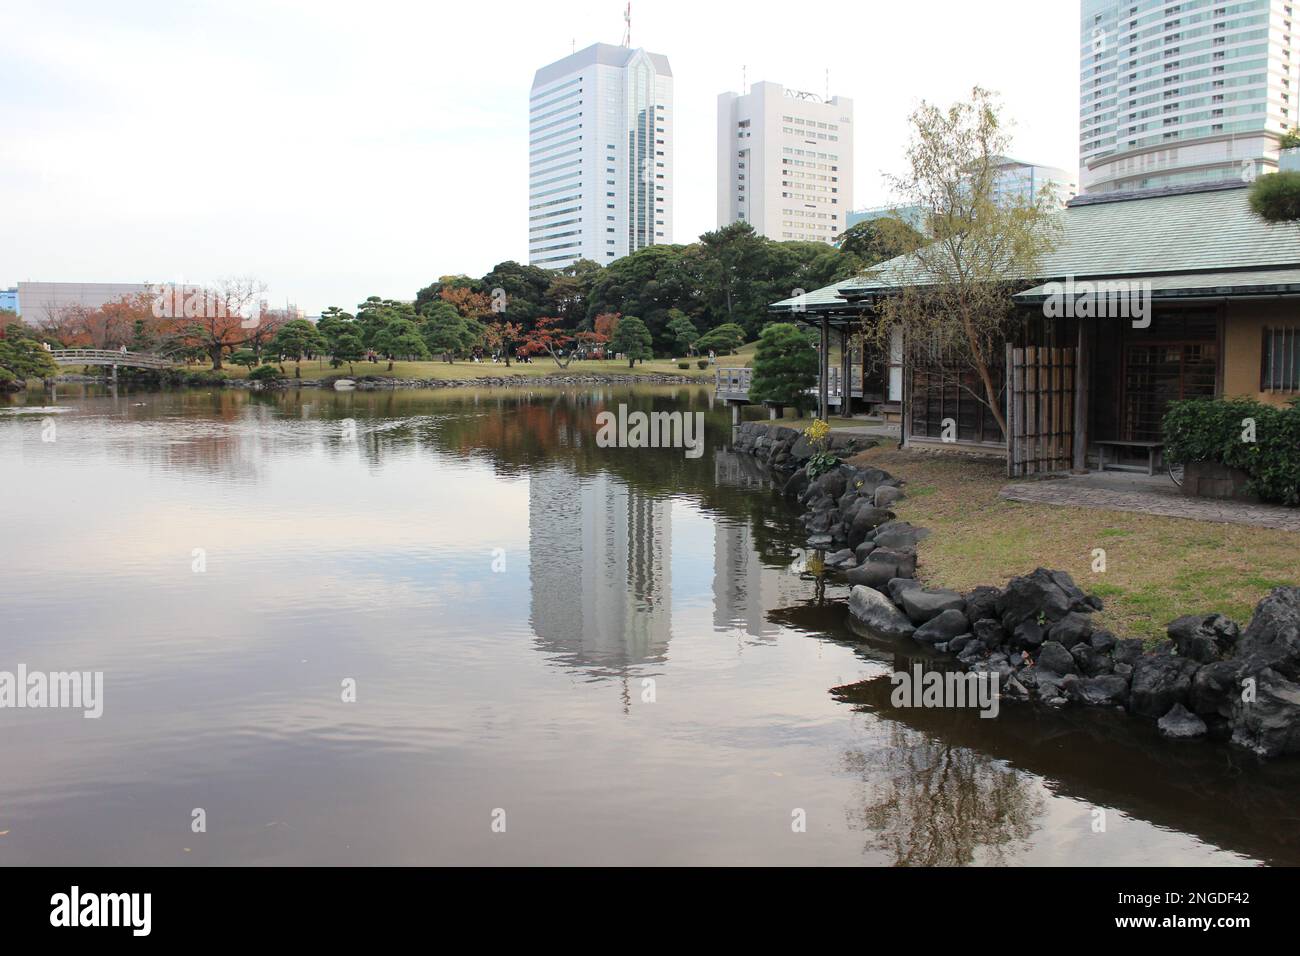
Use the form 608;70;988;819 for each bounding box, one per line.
0;0;1081;314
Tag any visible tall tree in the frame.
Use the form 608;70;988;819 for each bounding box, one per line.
609;315;653;368
872;87;1060;440
747;323;818;412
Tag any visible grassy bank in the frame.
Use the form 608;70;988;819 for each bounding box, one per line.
849;446;1297;640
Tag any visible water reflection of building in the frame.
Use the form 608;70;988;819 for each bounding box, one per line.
712;520;805;640
528;465;672;674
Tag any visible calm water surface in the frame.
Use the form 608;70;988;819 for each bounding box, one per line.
1;383;1296;866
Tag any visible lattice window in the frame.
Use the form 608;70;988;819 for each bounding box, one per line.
1262;327;1300;392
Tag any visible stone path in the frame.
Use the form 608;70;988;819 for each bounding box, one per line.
1001;479;1300;532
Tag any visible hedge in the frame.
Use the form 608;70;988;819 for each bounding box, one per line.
1163;397;1300;505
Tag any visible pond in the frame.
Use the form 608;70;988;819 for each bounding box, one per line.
0;383;1295;865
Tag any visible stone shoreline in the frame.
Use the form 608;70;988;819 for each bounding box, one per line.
51;371;704;390
733;421;1300;760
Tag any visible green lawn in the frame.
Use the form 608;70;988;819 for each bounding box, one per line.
850;446;1299;641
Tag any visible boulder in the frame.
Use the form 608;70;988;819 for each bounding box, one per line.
848;507;896;548
843;562;896;589
1035;670;1067;701
1112;639;1145;667
996;568;1090;630
1071;642;1114;677
1190;659;1244;717
1010;620;1046;650
1129;655;1200;719
1230;668;1300;758
872;522;930;551
874;485;905;509
913;609;970;645
973;618;1008;649
824;549;856;570
1158;703;1208;740
864;548;917;581
854;541;877;563
900;588;966;626
1049;612;1095;647
1167;613;1239;664
1089;630;1118;653
887;577;922;606
1037;641;1078;676
847;586;916;641
1234;588;1300;682
964;587;1002;628
806;534;833;549
1065;674;1130;707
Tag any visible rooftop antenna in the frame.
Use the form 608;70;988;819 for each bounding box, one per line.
622;1;631;47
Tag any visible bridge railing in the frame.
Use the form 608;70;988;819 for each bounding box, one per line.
48;349;173;369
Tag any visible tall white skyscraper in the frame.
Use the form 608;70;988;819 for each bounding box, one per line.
1081;0;1300;194
528;43;673;269
716;81;853;242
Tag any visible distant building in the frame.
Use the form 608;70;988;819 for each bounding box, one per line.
12;282;152;322
529;42;674;269
993;157;1077;206
0;287;16;314
716;81;853;242
847;158;1073;238
846;204;928;233
1080;0;1300;194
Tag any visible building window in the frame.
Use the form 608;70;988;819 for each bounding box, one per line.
1262;326;1300;391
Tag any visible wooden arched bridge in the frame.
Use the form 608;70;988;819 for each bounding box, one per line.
48;349;174;370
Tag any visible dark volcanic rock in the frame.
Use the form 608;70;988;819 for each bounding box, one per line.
872;522;930;551
1049;612;1095;647
1011;620;1046;650
1190;659;1244;717
1065;674;1130;707
1112;639;1145;667
1089;630;1118;653
1037;641;1078;676
913;609;970;645
1071;642;1114;677
847;585;916;641
996;568;1090;630
1230;668;1300;757
1167;613;1240;664
1159;703;1208;739
887;577;922;605
1129;655;1200;719
1234;588;1300;681
899;589;966;626
973;618;1008;648
964;587;1002;627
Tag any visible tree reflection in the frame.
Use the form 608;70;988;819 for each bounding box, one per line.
839;679;1044;866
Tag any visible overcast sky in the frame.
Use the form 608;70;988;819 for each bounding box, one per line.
0;0;1081;314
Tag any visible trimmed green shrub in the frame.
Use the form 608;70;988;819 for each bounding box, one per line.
248;365;280;383
1164;397;1300;505
678;361;690;369
697;359;709;369
1248;171;1300;223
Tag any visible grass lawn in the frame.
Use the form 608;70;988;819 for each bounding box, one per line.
849;445;1298;641
211;357;717;382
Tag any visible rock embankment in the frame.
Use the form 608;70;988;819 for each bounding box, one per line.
736;428;1300;760
229;372;701;390
730;420;878;471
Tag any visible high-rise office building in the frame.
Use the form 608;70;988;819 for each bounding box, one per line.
1081;0;1300;194
528;43;673;269
716;81;853;242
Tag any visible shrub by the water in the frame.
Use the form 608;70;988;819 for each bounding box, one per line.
248;365;280;383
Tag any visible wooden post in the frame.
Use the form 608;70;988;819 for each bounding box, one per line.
819;317;830;421
1072;319;1091;473
840;327;853;418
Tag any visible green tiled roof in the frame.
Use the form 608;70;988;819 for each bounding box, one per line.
773;183;1300;311
1015;268;1300;302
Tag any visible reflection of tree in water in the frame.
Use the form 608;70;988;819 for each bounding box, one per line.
842;719;1044;866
